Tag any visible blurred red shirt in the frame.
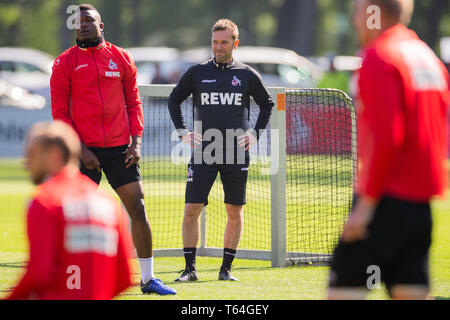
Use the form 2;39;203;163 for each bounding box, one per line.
51;40;144;147
7;166;133;300
357;24;449;202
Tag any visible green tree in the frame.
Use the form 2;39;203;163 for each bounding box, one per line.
1;0;449;59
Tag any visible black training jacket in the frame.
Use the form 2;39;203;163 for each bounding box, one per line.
168;58;274;163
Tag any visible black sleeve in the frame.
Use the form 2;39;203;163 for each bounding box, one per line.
168;66;195;130
249;69;274;139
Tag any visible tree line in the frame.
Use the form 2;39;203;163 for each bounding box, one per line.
0;0;448;58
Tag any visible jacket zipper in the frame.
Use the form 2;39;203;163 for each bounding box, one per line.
92;50;107;147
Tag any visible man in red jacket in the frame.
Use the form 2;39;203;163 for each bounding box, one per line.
7;121;132;300
50;4;175;295
328;0;449;299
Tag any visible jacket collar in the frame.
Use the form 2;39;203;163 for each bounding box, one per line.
77;39;106;52
212;57;235;70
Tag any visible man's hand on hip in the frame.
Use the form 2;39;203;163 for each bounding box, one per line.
238;130;257;151
125;136;142;168
341;195;377;243
180;131;203;148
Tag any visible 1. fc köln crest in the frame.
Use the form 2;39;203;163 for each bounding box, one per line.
109;59;118;70
231;75;241;86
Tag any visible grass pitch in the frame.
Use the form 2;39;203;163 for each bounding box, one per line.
0;158;449;300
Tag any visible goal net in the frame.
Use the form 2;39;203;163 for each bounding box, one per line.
139;85;356;266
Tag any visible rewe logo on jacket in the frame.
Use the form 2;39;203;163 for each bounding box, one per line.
200;92;243;106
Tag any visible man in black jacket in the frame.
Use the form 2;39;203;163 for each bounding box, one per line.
168;19;274;282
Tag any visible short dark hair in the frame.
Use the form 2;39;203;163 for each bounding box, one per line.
370;0;401;20
212;19;239;40
78;3;98;12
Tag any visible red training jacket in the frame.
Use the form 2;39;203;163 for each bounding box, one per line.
7;166;133;300
51;40;144;147
357;24;449;202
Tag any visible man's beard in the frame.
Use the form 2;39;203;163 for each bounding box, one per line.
213;47;233;63
31;172;47;185
215;53;231;63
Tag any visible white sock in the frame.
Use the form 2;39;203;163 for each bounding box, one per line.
138;257;155;284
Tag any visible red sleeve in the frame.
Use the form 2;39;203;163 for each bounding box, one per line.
122;50;144;137
50;54;76;131
358;54;406;199
7;200;57;300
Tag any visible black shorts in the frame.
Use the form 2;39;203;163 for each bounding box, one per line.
329;196;432;292
80;145;142;190
185;162;249;206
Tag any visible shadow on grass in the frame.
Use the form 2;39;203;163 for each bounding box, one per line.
150;265;274;276
0;289;12;294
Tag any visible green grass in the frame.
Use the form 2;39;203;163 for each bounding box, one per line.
0;158;449;300
140;155;354;253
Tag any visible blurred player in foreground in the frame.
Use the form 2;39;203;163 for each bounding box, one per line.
7;121;132;300
50;4;175;295
328;0;449;300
